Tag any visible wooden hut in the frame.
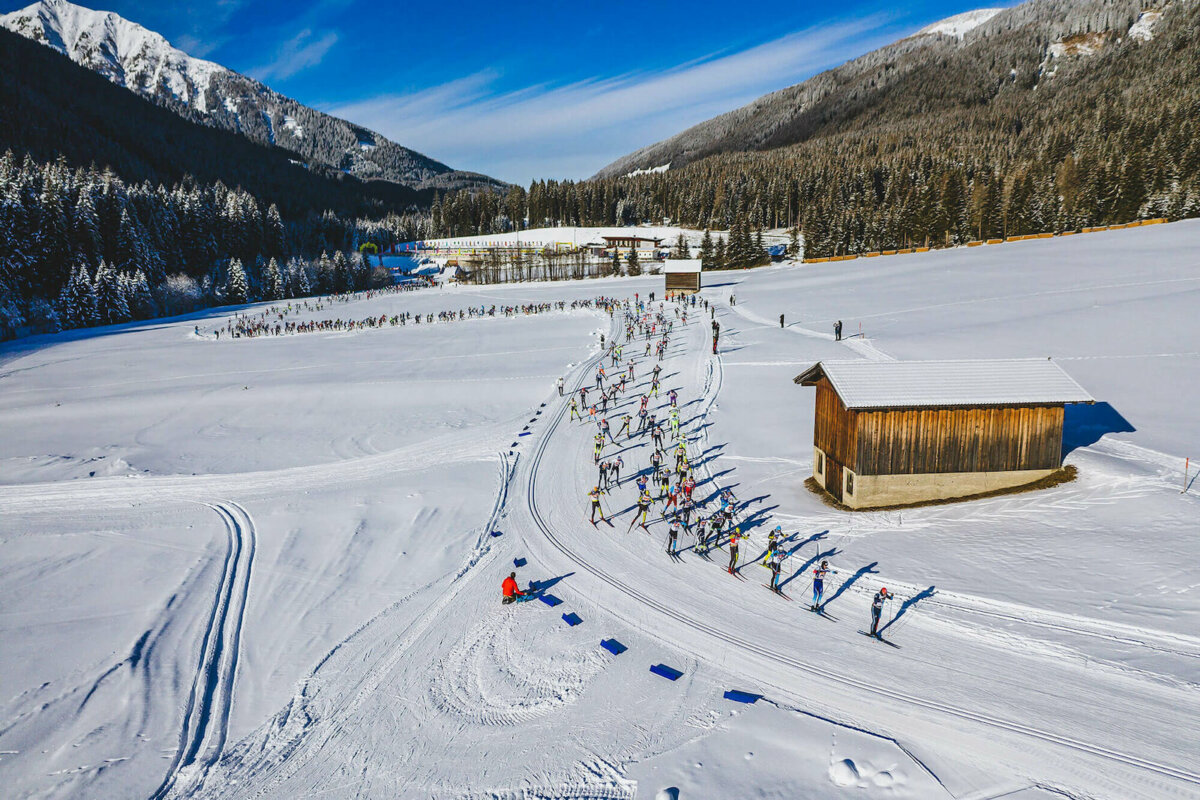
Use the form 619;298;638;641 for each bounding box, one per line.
793;359;1093;508
663;259;702;295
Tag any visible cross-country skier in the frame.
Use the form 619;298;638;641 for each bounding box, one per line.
669;388;678;407
594;433;604;464
768;550;784;592
663;483;679;516
502;572;525;605
580;386;588;404
719;488;737;518
628;489;653;532
811;560;837;611
870;587;892;636
635;474;649;495
569;397;581;421
649;449;663;481
557;376;564;396
617;414;632;439
695;516;709;554
727;528;741;574
589;486;606;524
667;521;679;556
612;455;623;484
681;475;696;501
598;460;610;491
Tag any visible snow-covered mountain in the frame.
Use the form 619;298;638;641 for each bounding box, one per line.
594;0;1161;179
0;0;501;191
912;7;1003;39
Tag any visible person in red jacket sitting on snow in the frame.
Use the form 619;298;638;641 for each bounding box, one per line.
502;572;525;605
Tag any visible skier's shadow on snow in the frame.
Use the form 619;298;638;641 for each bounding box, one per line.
819;562;880;610
779;546;840;590
879;585;936;635
528;572;575;594
735;504;780;534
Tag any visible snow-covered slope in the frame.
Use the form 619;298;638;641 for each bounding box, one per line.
912;7;1003;38
0;0;502;191
0;221;1197;799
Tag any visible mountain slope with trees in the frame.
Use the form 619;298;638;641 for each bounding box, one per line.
431;0;1199;260
0;0;503;192
0;25;435;338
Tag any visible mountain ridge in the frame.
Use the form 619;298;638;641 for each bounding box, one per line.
594;0;1158;179
0;0;503;192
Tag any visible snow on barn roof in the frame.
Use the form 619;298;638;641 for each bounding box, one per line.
794;359;1094;409
663;259;702;273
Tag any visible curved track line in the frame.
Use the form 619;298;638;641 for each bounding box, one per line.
150;501;255;800
524;313;1200;790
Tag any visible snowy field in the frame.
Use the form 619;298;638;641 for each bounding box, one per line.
1;220;1198;799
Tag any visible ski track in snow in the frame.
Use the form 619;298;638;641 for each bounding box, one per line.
152;501;255;799
522;301;1200;791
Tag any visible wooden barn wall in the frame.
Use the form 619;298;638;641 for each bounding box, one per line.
665;274;700;291
814;378;857;467
855;405;1064;475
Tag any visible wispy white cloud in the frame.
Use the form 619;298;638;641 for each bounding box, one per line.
251;27;340;82
324;12;903;183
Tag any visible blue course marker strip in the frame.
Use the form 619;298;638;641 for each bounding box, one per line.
723;690;761;704
513;558;526;568
539;594;562;607
562;612;582;626
519;432;532;437
650;664;683;681
490;530;503;537
600;639;627;655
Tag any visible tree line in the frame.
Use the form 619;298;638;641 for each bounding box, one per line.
0;151;428;338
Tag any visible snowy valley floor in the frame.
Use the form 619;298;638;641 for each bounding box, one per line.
1;221;1199;799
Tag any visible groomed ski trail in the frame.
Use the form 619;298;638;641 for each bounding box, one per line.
151;501;256;800
518;299;1200;795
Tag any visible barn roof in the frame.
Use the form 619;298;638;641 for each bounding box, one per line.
663;259;702;274
793;359;1094;409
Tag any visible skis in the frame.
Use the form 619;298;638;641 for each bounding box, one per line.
761;584;791;600
727;568;747;581
858;630;901;648
809;605;838;622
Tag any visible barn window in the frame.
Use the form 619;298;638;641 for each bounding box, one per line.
845;470;855;495
816;451;824;474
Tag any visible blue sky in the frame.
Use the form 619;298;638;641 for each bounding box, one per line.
5;0;1004;182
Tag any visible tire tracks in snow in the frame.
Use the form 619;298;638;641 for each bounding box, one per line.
150;501;255;800
523;310;1200;791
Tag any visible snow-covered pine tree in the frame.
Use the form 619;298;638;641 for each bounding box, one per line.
57;264;91;327
332;251;351;293
699;230;714;266
264;204;286;259
263;257;283;301
225;257;249;304
94;260;130;325
128;269;156;319
670;234;689;259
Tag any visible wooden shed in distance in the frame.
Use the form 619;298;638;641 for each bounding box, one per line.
794;359;1094;509
663;259;702;295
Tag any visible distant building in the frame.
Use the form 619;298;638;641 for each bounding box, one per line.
794;359;1093;508
663;259;702;295
601;235;664;259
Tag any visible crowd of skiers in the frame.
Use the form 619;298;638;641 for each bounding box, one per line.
551;291;899;640
207;292;623;340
